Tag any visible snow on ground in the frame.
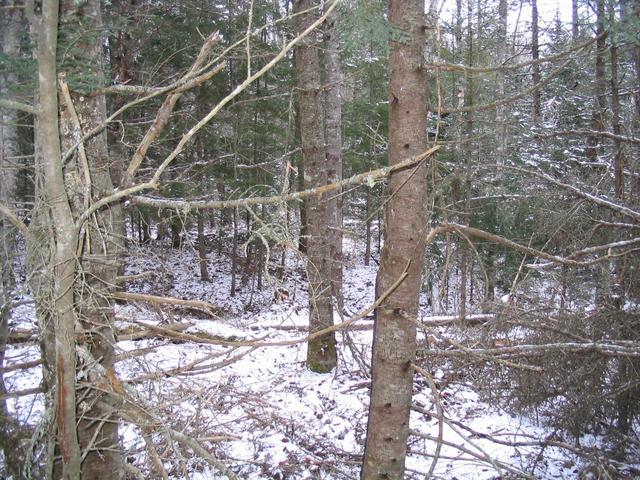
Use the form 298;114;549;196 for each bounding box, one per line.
2;230;607;478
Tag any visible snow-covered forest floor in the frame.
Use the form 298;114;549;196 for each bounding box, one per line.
3;225;636;479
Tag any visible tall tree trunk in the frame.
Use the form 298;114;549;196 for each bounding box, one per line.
324;7;344;311
32;0;82;476
531;0;541;128
57;0;125;477
495;0;508;165
0;4;24;475
361;0;428;477
586;0;606;162
459;0;474;321
293;0;336;373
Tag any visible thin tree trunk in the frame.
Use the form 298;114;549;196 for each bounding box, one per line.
33;1;82;476
572;0;579;40
0;5;22;473
198;212;210;282
459;0;474;322
361;0;428;477
495;0;508;165
293;0;336;373
230;207;238;296
324;7;344;310
531;0;541;128
364;188;371;266
586;0;606;162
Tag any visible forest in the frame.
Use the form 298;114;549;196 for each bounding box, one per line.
0;0;639;478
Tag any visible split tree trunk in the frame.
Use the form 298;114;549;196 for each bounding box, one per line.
361;0;429;477
293;0;337;373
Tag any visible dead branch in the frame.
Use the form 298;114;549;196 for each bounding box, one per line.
426;341;640;358
507;166;640;222
131;146;440;211
426;34;599;74
0;202;29;235
74;0;344;229
122;33;222;187
115;271;156;283
112;291;219;317
0;97;36;115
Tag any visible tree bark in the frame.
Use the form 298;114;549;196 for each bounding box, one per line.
361;0;428;477
324;7;344;311
58;0;125;476
198;212;210;282
293;0;337;373
586;0;606;162
33;0;82;477
531;0;541;128
495;0;508;165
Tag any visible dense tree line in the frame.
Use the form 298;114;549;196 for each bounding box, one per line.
0;0;639;478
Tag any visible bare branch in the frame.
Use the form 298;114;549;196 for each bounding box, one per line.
112;291;219;317
122;32;222;187
0;98;36;115
131;146;440;211
426;33;599;74
75;0;344;229
508;167;640;222
0;202;28;235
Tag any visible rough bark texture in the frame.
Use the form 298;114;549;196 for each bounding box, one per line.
361;0;428;477
293;0;337;373
324;9;344;310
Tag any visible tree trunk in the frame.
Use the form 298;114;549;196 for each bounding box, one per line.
324;7;344;311
198;211;210;282
32;1;82;477
57;0;125;477
572;0;579;40
459;0;474;322
586;0;606;162
364;188;371;266
0;5;22;474
293;0;336;373
531;0;541;128
495;0;508;165
230;207;238;296
361;0;428;477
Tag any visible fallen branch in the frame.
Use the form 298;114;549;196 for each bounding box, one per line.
112;291;219;317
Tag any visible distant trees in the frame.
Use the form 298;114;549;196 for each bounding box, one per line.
0;0;639;477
